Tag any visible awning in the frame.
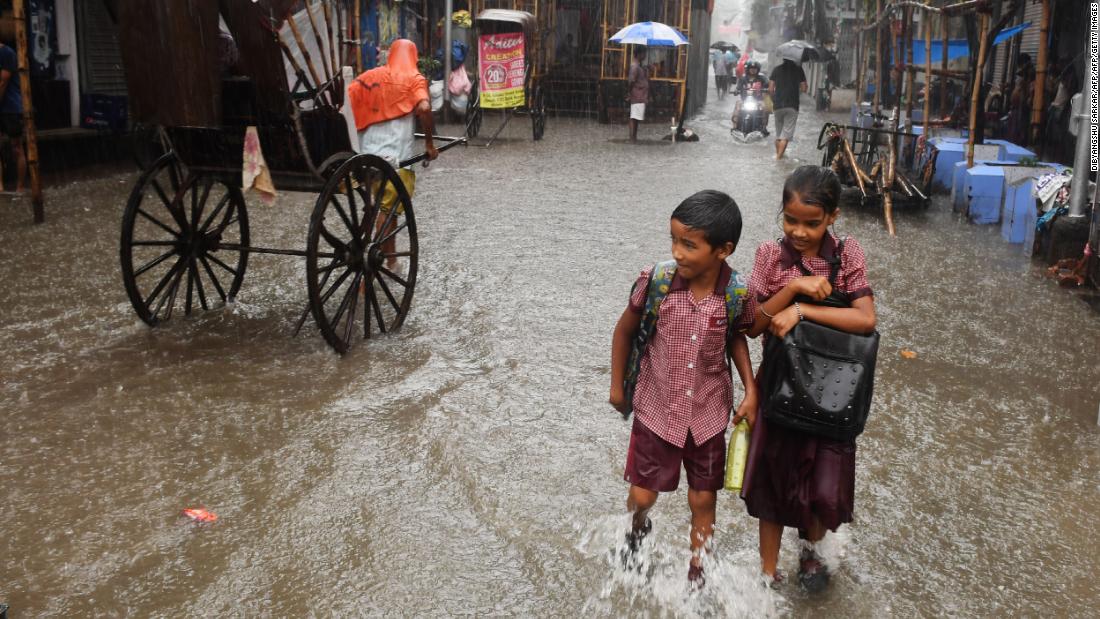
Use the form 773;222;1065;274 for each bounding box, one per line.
910;22;1030;66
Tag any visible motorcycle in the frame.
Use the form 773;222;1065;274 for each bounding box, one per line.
731;90;769;143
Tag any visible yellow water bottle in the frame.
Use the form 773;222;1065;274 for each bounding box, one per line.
724;419;751;492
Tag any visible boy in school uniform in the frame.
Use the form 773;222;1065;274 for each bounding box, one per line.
609;190;759;587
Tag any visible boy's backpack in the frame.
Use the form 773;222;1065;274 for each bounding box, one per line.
621;260;749;418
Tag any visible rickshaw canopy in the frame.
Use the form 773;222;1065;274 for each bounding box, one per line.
475;9;536;37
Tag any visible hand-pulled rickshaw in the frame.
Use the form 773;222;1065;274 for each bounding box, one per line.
114;0;464;354
464;9;548;145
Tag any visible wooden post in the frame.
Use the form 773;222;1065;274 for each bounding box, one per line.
939;1;948;117
13;0;42;223
966;11;988;168
923;11;933;134
1029;0;1050;147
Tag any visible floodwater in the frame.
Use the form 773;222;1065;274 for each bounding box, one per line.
3;91;1100;617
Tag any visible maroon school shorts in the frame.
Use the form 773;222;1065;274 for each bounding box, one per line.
624;419;726;492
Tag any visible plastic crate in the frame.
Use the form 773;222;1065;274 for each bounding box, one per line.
966;166;1005;225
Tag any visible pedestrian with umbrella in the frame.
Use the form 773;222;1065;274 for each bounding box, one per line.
624;47;649;143
769;40;819;160
609;21;689;143
712;46;729;100
724;47;738;98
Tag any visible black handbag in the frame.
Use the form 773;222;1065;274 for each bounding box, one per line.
762;241;879;441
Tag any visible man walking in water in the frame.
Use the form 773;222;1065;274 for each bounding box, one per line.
348;38;437;270
768;58;807;160
627;47;649;143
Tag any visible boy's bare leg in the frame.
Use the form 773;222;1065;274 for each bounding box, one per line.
628;119;638;143
776;138;789;159
687;489;716;565
627;484;657;530
760;519;784;576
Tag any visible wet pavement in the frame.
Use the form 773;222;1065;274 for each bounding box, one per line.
3;88;1100;616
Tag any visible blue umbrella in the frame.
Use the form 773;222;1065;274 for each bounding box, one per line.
609;21;689;47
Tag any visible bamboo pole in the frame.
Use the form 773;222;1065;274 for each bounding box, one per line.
842;135;869;196
322;0;338;77
1029;0;1050;147
444;0;453;123
855;1;864;106
353;0;362;73
288;10;324;89
831;148;845;175
277;30;313;90
939;2;948;117
873;0;883;115
883;132;897;236
305;0;332;82
904;7;915;134
12;0;42;223
890;14;902;129
897;169;928;199
966;11;988;168
338;0;347;66
923;10;933;132
858;32;871;102
940;0;991;15
909;66;968;78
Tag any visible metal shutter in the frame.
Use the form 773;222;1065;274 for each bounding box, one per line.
1018;1;1043;60
76;0;126;96
992;33;1009;86
836;18;857;85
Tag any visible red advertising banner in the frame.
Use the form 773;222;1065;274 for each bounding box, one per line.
478;33;526;109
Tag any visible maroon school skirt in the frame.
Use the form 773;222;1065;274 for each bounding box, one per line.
740;398;857;533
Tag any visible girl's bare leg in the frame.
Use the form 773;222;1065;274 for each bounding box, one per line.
760;519;784;577
803;517;826;543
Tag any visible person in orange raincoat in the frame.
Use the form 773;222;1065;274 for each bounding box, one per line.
347;39;437;269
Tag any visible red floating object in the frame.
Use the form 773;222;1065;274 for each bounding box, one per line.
182;508;218;522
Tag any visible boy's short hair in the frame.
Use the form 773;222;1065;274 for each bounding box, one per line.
671;190;742;250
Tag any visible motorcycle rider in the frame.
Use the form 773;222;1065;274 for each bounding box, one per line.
732;60;769;136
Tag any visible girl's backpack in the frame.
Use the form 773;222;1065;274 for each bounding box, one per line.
621;261;748;418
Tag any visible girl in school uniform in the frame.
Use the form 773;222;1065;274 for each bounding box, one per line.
741;165;878;591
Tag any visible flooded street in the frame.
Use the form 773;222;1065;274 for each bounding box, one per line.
3;91;1100;616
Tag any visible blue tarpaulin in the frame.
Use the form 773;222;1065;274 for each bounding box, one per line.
911;22;1031;66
